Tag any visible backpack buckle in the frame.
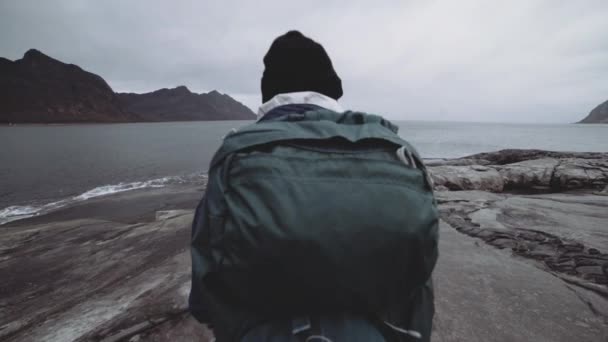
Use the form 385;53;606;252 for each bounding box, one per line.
396;146;416;168
396;146;435;191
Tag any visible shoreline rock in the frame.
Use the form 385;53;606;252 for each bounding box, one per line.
1;149;607;341
437;191;608;293
431;150;608;310
429;149;608;193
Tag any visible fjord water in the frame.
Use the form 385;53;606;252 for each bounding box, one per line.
1;121;606;223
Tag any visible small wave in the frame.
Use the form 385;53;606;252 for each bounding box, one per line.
0;200;69;225
74;180;165;201
0;205;39;219
0;174;207;225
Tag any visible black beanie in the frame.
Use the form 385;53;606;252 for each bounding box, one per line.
261;30;343;103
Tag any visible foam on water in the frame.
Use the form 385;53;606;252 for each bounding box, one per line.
0;174;207;225
74;179;167;201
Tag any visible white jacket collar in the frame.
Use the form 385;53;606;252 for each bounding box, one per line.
257;91;344;120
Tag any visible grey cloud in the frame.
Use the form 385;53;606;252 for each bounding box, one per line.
1;0;607;122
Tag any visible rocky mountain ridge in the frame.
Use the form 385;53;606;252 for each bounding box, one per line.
579;99;608;123
117;86;254;121
0;49;255;123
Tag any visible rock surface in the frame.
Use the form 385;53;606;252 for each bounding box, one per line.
438;191;608;292
429;165;504;192
429;149;608;192
465;149;608;165
1;149;607;341
1;184;607;341
0;50;255;123
434;220;607;342
0;208;212;342
580;99;608;124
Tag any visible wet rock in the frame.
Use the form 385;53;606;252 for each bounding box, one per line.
560;242;585;253
0;210;211;342
549;259;576;271
576;265;604;276
575;257;605;267
433;222;607;342
439;190;608;292
425;158;492;167
488;238;517;249
4;211;598;341
100;321;152;342
463;149;608;165
434;185;450;192
155;210;192;221
527;245;555;259
497;158;559;190
553;158;608;190
427;149;608;193
2;153;608;341
429;165;504;192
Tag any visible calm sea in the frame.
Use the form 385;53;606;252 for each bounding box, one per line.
1;120;606;224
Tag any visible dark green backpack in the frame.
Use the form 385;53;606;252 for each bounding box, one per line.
190;110;438;341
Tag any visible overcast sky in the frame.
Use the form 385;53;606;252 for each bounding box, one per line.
1;0;607;123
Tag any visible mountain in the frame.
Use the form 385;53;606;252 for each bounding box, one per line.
117;86;255;121
579;99;608;124
0;49;136;123
0;49;255;123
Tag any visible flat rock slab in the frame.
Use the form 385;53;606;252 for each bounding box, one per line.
496;193;608;251
0;212;211;342
434;222;607;342
438;190;608;288
1;189;607;341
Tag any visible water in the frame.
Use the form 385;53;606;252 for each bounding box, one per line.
397;121;608;159
1;120;606;224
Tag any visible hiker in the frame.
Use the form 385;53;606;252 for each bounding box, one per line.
190;30;438;342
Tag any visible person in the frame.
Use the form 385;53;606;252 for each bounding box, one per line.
190;30;438;342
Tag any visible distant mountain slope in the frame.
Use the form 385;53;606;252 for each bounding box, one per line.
117;86;255;121
0;49;255;123
0;49;136;123
579;99;608;123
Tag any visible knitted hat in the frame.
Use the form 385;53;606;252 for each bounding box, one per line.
261;31;343;103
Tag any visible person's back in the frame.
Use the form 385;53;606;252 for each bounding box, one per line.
190;31;438;342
